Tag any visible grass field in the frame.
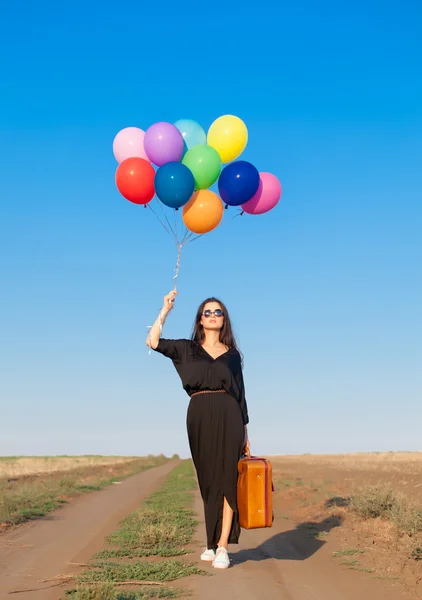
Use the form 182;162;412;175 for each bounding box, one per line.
275;451;422;473
0;455;171;527
0;456;157;479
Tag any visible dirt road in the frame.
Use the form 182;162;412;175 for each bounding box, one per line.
0;460;417;600
181;494;416;600
0;460;178;599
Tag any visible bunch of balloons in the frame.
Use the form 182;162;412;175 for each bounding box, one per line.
113;116;282;235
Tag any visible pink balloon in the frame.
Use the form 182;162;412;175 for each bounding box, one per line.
113;127;150;164
241;172;282;215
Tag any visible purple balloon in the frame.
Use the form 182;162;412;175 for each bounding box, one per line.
144;122;184;167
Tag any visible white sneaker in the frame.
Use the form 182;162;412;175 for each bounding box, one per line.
213;547;230;569
200;548;216;561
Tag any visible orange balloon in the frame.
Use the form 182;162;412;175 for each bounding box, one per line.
182;190;224;234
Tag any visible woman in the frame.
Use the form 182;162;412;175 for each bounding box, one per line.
146;289;249;570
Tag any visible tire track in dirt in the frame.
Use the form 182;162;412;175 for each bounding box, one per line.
0;460;178;599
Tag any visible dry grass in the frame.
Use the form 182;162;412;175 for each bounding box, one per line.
271;452;422;474
0;456;170;526
409;538;422;561
351;485;422;537
0;456;146;480
350;485;397;519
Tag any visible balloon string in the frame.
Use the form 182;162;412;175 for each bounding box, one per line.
147;203;174;237
155;198;177;239
182;230;195;244
221;208;244;226
148;205;244;287
182;208;244;246
185;233;203;244
173;209;179;244
173;242;183;291
180;226;191;245
213;208;243;233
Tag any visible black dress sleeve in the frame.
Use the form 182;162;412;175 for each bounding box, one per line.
236;368;249;425
153;338;188;363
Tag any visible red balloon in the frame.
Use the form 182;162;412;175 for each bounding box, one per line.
115;157;155;205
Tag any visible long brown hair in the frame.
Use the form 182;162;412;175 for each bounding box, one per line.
191;297;240;353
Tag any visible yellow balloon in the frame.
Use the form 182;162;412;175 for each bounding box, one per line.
207;115;248;163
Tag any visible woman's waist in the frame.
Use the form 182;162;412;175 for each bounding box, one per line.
190;389;228;398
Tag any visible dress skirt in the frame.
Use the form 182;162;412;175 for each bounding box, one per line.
186;391;245;549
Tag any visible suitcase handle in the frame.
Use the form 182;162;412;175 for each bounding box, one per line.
241;447;268;460
242;447;251;458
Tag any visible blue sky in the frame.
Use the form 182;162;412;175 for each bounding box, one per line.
1;1;421;457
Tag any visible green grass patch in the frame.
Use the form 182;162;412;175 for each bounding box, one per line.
333;548;364;558
340;558;375;573
65;583;180;599
79;560;199;583
76;485;103;493
340;558;360;567
298;522;329;540
0;456;169;526
276;477;304;490
314;531;329;540
96;462;197;560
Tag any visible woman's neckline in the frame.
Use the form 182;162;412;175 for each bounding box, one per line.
199;343;232;361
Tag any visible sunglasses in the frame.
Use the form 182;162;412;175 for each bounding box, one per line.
203;309;225;318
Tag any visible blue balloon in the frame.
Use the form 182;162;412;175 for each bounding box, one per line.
174;119;207;155
154;162;195;209
218;161;260;207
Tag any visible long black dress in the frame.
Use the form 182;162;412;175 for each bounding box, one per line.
154;339;249;549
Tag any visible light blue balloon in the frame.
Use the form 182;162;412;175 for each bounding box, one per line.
174;119;207;155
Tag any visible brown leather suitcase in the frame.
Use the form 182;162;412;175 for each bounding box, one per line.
237;449;274;529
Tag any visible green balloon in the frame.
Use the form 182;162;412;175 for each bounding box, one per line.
182;145;222;190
